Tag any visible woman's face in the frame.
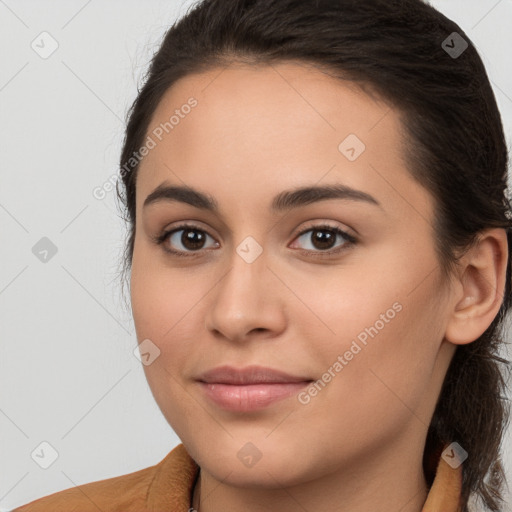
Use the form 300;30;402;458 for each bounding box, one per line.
130;62;457;486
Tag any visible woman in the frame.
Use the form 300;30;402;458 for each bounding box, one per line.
14;0;511;511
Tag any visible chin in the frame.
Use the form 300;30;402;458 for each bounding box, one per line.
187;435;324;488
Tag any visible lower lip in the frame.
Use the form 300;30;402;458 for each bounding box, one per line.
198;381;311;412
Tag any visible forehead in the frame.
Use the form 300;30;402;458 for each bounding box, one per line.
145;61;393;162
135;61;433;224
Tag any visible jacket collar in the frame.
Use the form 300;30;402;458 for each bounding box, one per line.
149;443;462;511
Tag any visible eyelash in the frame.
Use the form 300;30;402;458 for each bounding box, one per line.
153;222;357;259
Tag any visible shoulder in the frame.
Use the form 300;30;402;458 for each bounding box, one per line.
12;464;157;512
12;444;198;512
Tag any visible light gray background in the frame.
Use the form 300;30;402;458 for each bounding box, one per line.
1;1;511;510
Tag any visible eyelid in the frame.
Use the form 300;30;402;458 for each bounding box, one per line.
152;221;218;256
289;222;357;257
153;220;357;258
291;219;357;240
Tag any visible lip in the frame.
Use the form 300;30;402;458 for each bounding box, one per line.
197;365;311;384
196;365;313;412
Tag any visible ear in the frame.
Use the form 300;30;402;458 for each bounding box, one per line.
444;228;509;345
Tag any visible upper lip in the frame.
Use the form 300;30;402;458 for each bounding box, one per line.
197;365;312;385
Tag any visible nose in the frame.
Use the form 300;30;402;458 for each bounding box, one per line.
204;242;287;344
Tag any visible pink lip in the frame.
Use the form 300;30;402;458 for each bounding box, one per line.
196;365;313;412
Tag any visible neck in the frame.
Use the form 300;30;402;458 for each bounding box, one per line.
192;470;201;511
191;435;429;512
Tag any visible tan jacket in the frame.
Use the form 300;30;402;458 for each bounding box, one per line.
13;443;462;511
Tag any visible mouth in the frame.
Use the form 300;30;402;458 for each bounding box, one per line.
196;365;313;412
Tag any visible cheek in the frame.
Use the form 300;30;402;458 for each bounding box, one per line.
130;260;202;427
295;250;444;409
130;247;210;388
131;277;200;370
291;289;442;459
130;241;198;341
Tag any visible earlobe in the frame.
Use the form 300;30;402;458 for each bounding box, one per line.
444;228;508;345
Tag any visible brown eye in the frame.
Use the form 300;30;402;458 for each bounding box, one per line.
178;228;208;251
291;224;356;256
309;228;337;250
155;222;356;259
157;224;219;256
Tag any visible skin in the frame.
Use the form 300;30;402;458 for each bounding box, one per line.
130;61;508;512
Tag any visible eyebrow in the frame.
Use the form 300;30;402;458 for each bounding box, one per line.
142;181;382;213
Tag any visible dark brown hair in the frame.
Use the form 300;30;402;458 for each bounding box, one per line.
116;0;512;510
